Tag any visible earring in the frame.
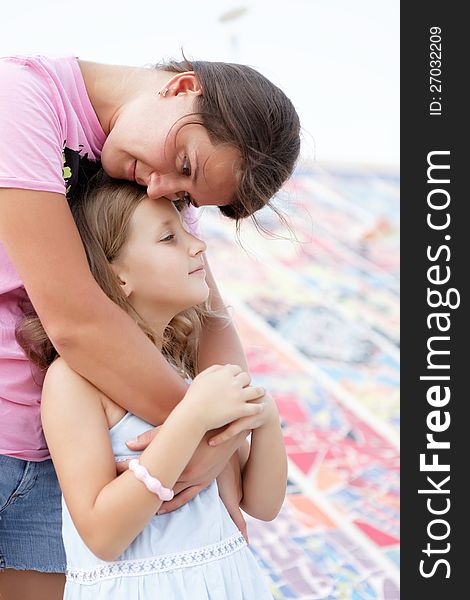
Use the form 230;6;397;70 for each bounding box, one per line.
158;88;169;97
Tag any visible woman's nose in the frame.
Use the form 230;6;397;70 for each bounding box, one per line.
146;172;181;201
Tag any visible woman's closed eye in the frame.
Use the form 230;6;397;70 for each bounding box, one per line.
182;157;191;177
181;157;197;207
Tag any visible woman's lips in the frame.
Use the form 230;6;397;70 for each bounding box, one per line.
128;160;136;182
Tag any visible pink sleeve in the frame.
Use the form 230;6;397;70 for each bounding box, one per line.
0;58;66;195
181;203;201;237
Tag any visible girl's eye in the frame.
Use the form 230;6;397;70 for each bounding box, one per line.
182;157;191;177
160;233;175;242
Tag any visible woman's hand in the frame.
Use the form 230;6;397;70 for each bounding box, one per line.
216;453;248;543
182;364;265;431
124;427;249;513
207;392;280;446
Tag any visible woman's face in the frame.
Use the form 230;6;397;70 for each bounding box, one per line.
112;198;209;327
101;93;240;209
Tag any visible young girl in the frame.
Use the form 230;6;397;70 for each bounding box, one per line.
18;174;287;598
0;54;299;597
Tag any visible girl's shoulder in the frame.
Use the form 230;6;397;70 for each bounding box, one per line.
44;356;90;391
42;357;102;411
42;358;124;428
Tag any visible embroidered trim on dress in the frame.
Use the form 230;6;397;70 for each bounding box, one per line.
66;532;247;584
114;455;140;463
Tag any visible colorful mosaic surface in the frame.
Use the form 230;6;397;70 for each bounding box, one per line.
198;163;400;599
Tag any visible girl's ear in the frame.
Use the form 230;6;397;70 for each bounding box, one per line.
110;263;133;298
160;72;202;97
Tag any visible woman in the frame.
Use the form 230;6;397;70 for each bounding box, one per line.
0;54;299;598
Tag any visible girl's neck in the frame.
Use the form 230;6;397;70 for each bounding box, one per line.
77;60;168;135
136;309;173;351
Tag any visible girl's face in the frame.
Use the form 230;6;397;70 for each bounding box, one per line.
101;92;240;209
112;198;209;327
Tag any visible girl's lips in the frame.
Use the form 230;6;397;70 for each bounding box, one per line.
189;266;205;275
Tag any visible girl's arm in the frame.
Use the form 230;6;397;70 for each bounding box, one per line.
237;394;287;521
41;358;263;562
0;189;187;423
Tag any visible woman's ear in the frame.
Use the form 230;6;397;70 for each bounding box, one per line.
160;72;202;97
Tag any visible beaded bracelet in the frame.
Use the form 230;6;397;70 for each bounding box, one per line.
129;459;174;502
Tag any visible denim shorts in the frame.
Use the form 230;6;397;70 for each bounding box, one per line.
0;454;66;572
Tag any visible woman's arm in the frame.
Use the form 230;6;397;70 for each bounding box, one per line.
238;394;287;521
0;188;187;423
197;255;248;371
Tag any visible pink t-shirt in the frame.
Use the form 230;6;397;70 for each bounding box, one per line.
0;56;106;460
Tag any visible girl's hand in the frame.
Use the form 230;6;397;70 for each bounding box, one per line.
182;364;265;432
207;392;280;446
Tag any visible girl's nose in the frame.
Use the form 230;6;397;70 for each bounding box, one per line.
190;236;207;256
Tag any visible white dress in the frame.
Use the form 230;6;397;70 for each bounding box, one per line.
62;412;274;599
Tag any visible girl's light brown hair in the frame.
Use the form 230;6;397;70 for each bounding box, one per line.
16;172;208;377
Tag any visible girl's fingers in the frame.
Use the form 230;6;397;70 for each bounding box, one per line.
245;402;265;416
243;386;265;401
209;405;264;446
199;364;223;376
234;371;251;387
